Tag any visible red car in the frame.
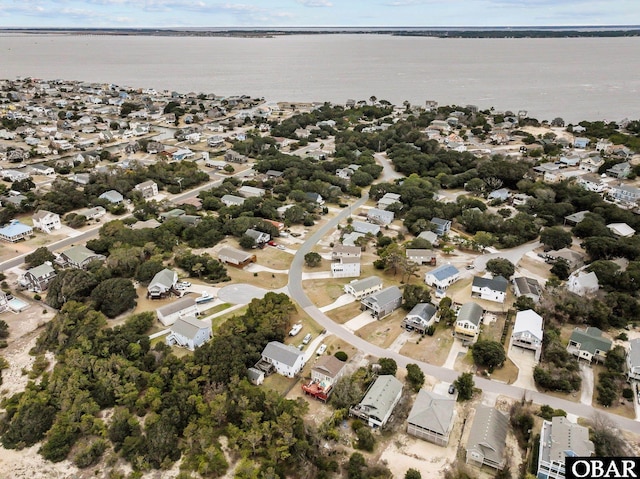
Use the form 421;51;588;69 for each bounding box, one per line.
268;241;277;247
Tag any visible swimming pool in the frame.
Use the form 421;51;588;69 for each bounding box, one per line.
7;298;29;312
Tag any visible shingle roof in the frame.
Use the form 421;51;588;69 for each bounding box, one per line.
548;416;594;463
347;276;383;293
364;286;402;306
262;341;304;367
61;244;102;264
149;268;177;289
170;316;210;339
428;264;460;281
628;339;640;370
313;355;346;379
513;276;542;297
406;303;437;321
156;297;197;317
27;263;55;278
358;375;403;420
569;327;612;355
466;406;509;465
457;302;484;327
408;389;455;435
472;275;508;293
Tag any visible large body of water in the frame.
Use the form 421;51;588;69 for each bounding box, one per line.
3;34;640;123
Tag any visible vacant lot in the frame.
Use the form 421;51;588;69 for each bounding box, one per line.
400;324;454;367
304;279;350;307
326;302;362;324
355;309;405;348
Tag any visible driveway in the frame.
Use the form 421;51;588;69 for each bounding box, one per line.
443;339;467;370
344;311;376;333
508;345;538;390
374;152;403;182
319;293;355;313
473;240;541;272
580;363;594;406
217;284;270;305
245;264;289;274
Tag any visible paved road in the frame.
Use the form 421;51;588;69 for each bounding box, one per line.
473;240;541;272
374;152;403;183
287;197;640;435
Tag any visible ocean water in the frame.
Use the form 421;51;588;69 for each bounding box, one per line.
2;33;640;122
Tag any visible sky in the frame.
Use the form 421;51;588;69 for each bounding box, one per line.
1;0;640;29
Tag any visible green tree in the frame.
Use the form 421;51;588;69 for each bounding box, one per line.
135;259;165;283
355;427;375;452
550;259;570;280
304;252;322;268
378;358;397;376
0;319;8;339
348;452;366;479
406;364;425;392
472;340;506;371
453;372;474;401
91;278;137;318
24;246;56;269
330;375;364;410
239;234;256;249
45;269;98;309
401;284;432;311
485;258;515;279
405;469;422;479
540;226;573;251
515;295;536;311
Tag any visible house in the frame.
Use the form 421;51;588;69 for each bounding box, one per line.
610;184;640;204
512;193;533;207
165;316;212;350
245;228;270;246
76;206;106;220
417;230;439;246
0;220;33;243
147;268;178;299
265;169;284;180
32;210;61;233
258;341;306;378
606;161;631;179
567;271;599;296
406;249;437;266
512;276;543;303
156;296;199;326
487;188;511;202
377;192;402;210
0;291;8;313
305;192;325;205
579;156;604;173
430;217;451;236
221;194;246;207
361;286;403;319
424;264;460;290
302;355;347;401
344;276;383;300
218;246;256;267
567;327;612;363
573;137;590;149
224;150;248;163
545;248;585;270
563;211;589;226
56;245;105;269
134;180;159;199
331;256;361;278
349;375;403;428
22;262;56;292
159;209;186;222
71;173;91;185
471;276;508;303
510;309;544;362
537;416;594;479
367;208;394;225
607;222;635;237
247;367;265;386
332;244;361;260
407;389;456;446
466;406;509;470
401;303;438;334
626;338;640;381
2;169;31;182
577;174;606;193
238;185;265;198
352;220;380;236
99;190;124;204
29;164;55;176
454;302;484;343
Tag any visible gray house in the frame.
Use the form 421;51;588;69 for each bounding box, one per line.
430;217;451;236
22;262;56;292
361;286;403;319
57;245;105;269
407;389;456;446
344;276;383;300
567;327;612;363
166;316;212;351
512;276;543;303
401;303;437;334
349;375;403;428
367;208;395;225
626;338;640;381
147;268;178;299
156;296;199;326
245;228;271;246
466;406;509;470
99;190;124;204
537;416;594;479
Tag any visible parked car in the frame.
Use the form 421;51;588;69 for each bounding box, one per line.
277;245;286;250
268;240;277;246
316;344;327;356
302;333;312;345
448;384;456;394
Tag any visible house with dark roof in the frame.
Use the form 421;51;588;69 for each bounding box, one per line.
454;302;484;343
567;327;612;363
21;262;56;292
407;389;456;446
166;316;212;351
626;339;640;381
430;217;451;236
510;309;543;362
466;406;509;470
156;296;199;326
302;355;347;401
424;264;460;290
257;341;306;378
344;276;383;300
147;268;178;299
471;276;508;303
56;244;105;269
401;303;438;334
512;276;543;303
360;286;403;319
349;375;403;428
537;416;594;479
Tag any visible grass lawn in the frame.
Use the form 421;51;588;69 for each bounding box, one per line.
400;324;454;367
258;247;294;270
488;357;519;384
304;279;350;307
210;306;248;332
479;312;508;343
326;302;362;324
263;373;298;396
355;309;405;349
226;267;289;289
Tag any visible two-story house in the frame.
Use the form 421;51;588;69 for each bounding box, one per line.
258;341;306;378
344;276;383;300
626;339;640;381
360;286;403;320
471;276;508;303
301;355;347;402
165;316;212;351
401;303;437;334
425;264;460;291
56;245;105;269
430;217;451;236
147;268;178;299
349;375;403;428
22;262;57;292
537;416;594;479
567;327;612;363
510;309;544;362
454;302;484;343
134;180;159;199
366;208;395;225
32;210;61;233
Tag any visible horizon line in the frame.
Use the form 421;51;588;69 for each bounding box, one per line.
3;25;640;30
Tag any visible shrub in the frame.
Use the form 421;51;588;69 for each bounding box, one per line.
355;427;375;452
425;325;436;336
334;351;348;361
33;294;41;301
623;388;634;400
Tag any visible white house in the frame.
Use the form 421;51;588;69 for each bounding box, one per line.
567;271;599;296
166;316;212;351
425;264;460;291
134;180;159;199
99;190;124;204
259;341;306;378
32;210;61;233
352;220;380;236
331;244;361;260
454;302;484;343
406;249;436;266
331;256;361;278
21;262;57;292
238;185;265;198
156;296;199;326
366;208;394;225
147;268;178;299
510;309;544;362
626;339;640;381
244;228;270;246
401;303;438;334
471;276;509;303
607;222;635;238
221;194;246;207
344;276;383;300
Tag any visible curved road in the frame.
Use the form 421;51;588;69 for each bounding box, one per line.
287;197;640;435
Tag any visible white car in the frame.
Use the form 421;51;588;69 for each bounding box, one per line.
277;245;286;250
316;344;327;356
